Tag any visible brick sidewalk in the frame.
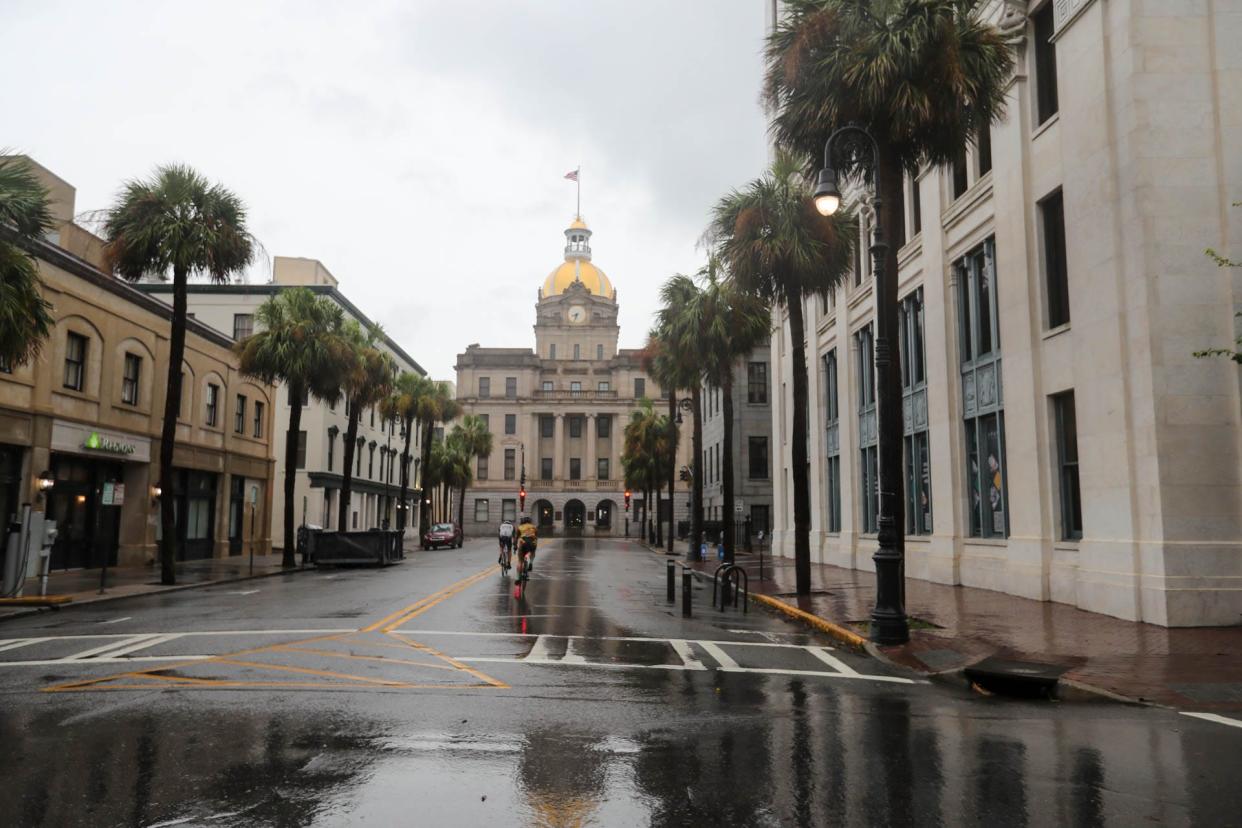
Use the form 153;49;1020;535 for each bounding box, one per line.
0;553;302;621
679;549;1242;713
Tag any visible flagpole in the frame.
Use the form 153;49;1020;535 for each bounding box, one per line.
576;166;581;217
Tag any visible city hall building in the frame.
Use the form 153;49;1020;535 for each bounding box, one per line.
764;0;1242;626
0;157;276;570
455;216;690;537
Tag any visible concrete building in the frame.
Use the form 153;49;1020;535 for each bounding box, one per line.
455;216;690;537
0;157;275;569
139;258;426;546
700;343;775;538
765;0;1242;626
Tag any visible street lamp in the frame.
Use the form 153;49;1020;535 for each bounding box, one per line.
673;397;693;425
816;123;909;646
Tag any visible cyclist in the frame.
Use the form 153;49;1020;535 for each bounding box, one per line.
516;516;538;575
497;519;515;571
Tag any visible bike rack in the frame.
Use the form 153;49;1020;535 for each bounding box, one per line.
714;564;748;613
711;562;733;606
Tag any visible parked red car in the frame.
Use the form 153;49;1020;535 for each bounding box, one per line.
422;522;463;550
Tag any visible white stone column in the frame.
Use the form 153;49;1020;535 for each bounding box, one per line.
553;413;565;480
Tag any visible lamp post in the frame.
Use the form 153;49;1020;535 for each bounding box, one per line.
814;123;909;646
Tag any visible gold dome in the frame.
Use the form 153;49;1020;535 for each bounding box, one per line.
568;216;589;230
543;259;615;299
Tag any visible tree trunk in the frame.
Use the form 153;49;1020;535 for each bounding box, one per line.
398;415;413;533
688;385;704;561
457;482;466;532
667;394;677;552
655;477;664;546
722;373;736;564
787;285;812;595
156;265;189;584
420;420;435;537
338;402;361;531
282;380;304;569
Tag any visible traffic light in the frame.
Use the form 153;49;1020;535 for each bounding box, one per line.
679;467;691;482
519;486;526;511
624;489;631;512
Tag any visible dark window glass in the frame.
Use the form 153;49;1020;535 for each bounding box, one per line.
570;381;582;397
952;150;969;199
748;436;769;480
540;416;554;438
368;445;375;479
475;499;489;523
502;499;516;522
1041;189;1071;327
596;344;603;360
1055;392;1082;540
911;175;922;235
747;362;768;404
905;431;933;535
1034;2;1059;124
597;458;610;480
296;431;307;470
232;313;254;341
549;344;556;360
569;416;582;438
959;244;997;362
505;377;517;398
966;412;1009;538
540;457;553;480
206;383;220;426
478;377;490;398
504;448;515;480
234;394;246;434
860;446;878;533
477;455;488;480
0;354;10;373
542;380;553;392
597;416;610;439
327;431;335;471
978;126;992;176
573;344;580;360
253;401;264;438
827;455;842;532
479;413;489;432
824;351;839;423
569;458;581;480
505;414;516;435
122;353;141;405
633;378;645;399
63;332;87;390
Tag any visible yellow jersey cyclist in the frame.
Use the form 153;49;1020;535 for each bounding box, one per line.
516;516;538;575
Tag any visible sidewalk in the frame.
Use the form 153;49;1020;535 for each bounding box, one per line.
671;548;1242;713
0;553;302;622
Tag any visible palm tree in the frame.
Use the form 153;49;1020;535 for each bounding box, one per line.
0;157;56;369
694;267;772;563
237;288;348;568
337;323;396;531
449;414;493;535
384;371;432;534
644;332;696;553
710;151;854;595
765;1;1013;595
417;382;461;538
623;399;668;544
655;272;709;560
105;165;256;584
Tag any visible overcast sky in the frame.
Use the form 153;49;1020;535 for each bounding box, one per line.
4;1;770;379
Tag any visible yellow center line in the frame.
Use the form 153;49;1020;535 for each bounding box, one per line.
362;563;498;632
213;658;411;687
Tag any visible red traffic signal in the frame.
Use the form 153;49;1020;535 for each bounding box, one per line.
519;486;526;511
624;489;631;511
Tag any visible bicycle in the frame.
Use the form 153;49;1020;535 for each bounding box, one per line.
513;540;534;599
498;537;513;577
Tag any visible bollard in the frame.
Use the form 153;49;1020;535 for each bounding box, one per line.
667;560;676;604
720;571;732;609
682;568;692;618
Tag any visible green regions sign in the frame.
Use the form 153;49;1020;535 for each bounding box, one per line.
83;431;137;456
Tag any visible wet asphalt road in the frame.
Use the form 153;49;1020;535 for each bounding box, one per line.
1;537;1241;827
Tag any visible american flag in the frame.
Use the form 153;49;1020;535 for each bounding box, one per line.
564;169;579;182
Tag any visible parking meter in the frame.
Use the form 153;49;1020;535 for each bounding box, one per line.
37;519;57;597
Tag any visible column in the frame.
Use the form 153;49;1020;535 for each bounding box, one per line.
585;413;597;483
553;413;565;480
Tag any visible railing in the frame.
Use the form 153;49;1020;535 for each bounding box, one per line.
532;390;619;401
526;479;622;491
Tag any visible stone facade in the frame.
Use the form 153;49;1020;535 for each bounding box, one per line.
766;0;1242;626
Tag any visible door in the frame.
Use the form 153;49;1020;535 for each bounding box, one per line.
0;445;21;527
228;476;245;556
46;456;121;570
564;499;585;535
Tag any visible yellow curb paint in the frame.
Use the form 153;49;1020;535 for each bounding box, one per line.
751;594;869;649
0;595;73;606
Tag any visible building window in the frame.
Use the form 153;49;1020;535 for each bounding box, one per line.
597;458;610;480
479;413;489;432
478;377;490;398
296;430;307;470
505;377;517;398
1034;1;1059;125
857;326;878;534
0;354;10;373
234;394;247;434
254;401;264;438
370;407;375;428
748;436;769;480
369;445;375;479
747;362;768;404
475;499;489;523
121;353;141;405
504;448;516;480
357;441;363;476
232;313;254;341
540;416;554;438
63;332;87;391
597;416;610;439
569;458;581;480
910;174;922;236
956;238;1008;538
977;127;992;177
634;378;645;399
1054;392;1082;540
542;380;554;392
505;414;516;435
477;455;488;480
900;289;932;535
1040;189;1070;328
206;383;220;426
327;431;336;471
824;350;841;533
502;499;516;522
853;217;866;287
951;149;969;200
598;381;609;392
569;416;582;438
570;381;582;397
549;344;557;360
540;457;553;480
573;344;581;360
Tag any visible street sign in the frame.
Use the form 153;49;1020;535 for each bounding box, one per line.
112;483;125;506
734;500;745;514
101;482;114;505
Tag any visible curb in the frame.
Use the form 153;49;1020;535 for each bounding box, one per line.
750;593;870;651
0;562;314;624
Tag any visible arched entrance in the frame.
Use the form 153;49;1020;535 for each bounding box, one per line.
595;499;615;533
564;499;586;536
535;499;554;531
